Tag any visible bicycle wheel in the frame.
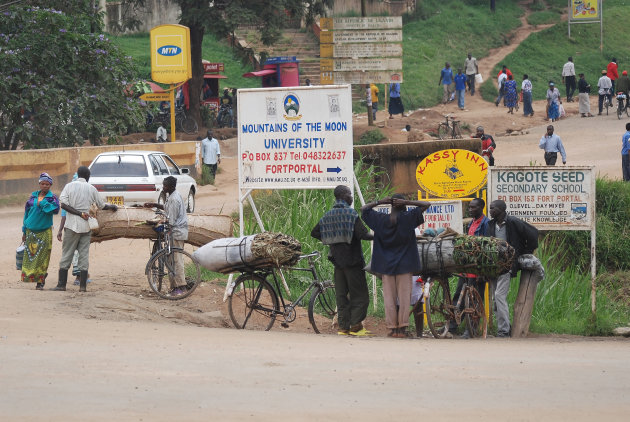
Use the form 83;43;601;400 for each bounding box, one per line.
425;278;453;339
308;281;337;334
464;285;487;339
228;274;279;331
437;123;450;140
146;248;201;300
618;102;623;119
605;98;610;115
181;116;198;134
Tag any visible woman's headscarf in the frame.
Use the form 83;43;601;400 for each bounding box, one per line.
39;172;53;185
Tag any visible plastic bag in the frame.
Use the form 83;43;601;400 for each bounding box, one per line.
16;243;25;270
475;73;483;84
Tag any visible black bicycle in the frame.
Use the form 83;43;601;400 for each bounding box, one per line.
146;106;199;134
437;114;462;140
145;210;201;300
227;251;337;333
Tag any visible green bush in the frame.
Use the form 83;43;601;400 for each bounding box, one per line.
198;164;215;186
358;129;386;145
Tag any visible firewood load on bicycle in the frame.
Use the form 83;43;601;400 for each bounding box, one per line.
193;232;302;274
86;205;233;247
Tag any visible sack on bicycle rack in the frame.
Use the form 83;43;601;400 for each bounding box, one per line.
417;234;515;278
193;232;302;274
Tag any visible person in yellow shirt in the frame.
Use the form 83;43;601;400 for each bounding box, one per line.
370;83;379;120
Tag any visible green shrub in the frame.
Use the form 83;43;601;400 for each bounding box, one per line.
198;164;215;186
358;129;386;145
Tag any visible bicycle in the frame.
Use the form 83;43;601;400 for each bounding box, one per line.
216;104;233;128
603;89;612;116
424;276;487;339
437;114;462;140
145;210;201;300
616;92;629;119
146;106;199;135
227;251;337;333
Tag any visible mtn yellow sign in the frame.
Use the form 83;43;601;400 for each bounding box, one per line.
150;24;192;84
416;149;487;198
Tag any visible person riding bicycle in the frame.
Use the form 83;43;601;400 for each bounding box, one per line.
598;69;613;115
216;88;233;128
143;176;189;297
311;185;374;337
615;70;630;110
472;126;496;166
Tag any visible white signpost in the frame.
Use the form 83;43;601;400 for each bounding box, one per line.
488;166;597;313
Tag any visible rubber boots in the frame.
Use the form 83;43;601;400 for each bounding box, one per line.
79;270;88;292
52;269;68;291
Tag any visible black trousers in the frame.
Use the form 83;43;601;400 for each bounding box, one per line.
544;152;558;165
565;75;576;100
334;265;369;331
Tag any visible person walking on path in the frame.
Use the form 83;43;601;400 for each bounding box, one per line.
562;57;576;102
495;70;507;107
473;126;496;166
622;123;630;181
539;125;567;165
577;73;593;117
597;69;613;115
449;198;489;338
546;82;562;121
521;74;534;117
497;65;513;80
438;62;454;104
504;74;518;114
607;58;618;94
464;53;479;96
487;199;539;338
143;176;189;296
388;82;404;118
362;195;430;338
201;130;221;179
615;71;630;110
454;68;467;110
370;83;379;120
53;166;117;292
21;173;60;290
311;185;374;337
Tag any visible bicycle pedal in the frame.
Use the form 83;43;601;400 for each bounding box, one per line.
280;322;289;328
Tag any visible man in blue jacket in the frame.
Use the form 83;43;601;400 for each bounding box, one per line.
487;199;539;337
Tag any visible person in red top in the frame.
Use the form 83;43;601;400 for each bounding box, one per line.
496;65;513;80
449;198;489;338
472;126;496;166
607;58;619;94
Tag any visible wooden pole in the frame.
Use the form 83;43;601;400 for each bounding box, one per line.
512;270;542;338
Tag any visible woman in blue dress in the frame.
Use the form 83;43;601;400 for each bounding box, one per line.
546;81;561;122
504;74;518;114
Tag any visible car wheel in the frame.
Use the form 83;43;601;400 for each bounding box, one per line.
186;189;195;213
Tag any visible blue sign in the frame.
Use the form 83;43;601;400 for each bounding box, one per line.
157;45;182;57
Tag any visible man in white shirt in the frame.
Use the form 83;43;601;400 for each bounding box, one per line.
464;52;479;96
561;57;576;102
495;70;508;106
156;123;167;143
597;69;613;115
53;166;117;292
201;130;221;179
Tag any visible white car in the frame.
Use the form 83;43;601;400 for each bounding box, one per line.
88;151;197;212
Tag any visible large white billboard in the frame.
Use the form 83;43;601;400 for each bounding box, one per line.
237;85;354;190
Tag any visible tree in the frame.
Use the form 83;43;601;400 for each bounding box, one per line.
0;3;144;150
120;0;332;125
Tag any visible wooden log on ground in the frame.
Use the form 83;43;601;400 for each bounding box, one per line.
89;207;233;247
511;269;543;338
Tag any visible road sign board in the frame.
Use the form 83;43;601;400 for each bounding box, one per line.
488;166;595;230
320;71;403;85
140;92;171;101
320;58;402;72
416;149;488;198
320;43;403;58
237;86;354;190
320;30;402;44
320;16;402;30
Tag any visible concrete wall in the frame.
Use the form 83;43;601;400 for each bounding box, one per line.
331;0;417;16
0;142;201;197
354;138;481;196
105;0;181;33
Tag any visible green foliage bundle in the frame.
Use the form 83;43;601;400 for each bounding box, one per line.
358;129;385;145
0;4;144;150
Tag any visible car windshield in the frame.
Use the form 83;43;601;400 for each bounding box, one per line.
90;155;148;177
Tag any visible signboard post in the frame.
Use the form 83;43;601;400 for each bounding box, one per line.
568;0;602;50
488;166;597;314
150;24;192;142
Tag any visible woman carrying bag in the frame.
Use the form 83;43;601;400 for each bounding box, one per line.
21;173;60;290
